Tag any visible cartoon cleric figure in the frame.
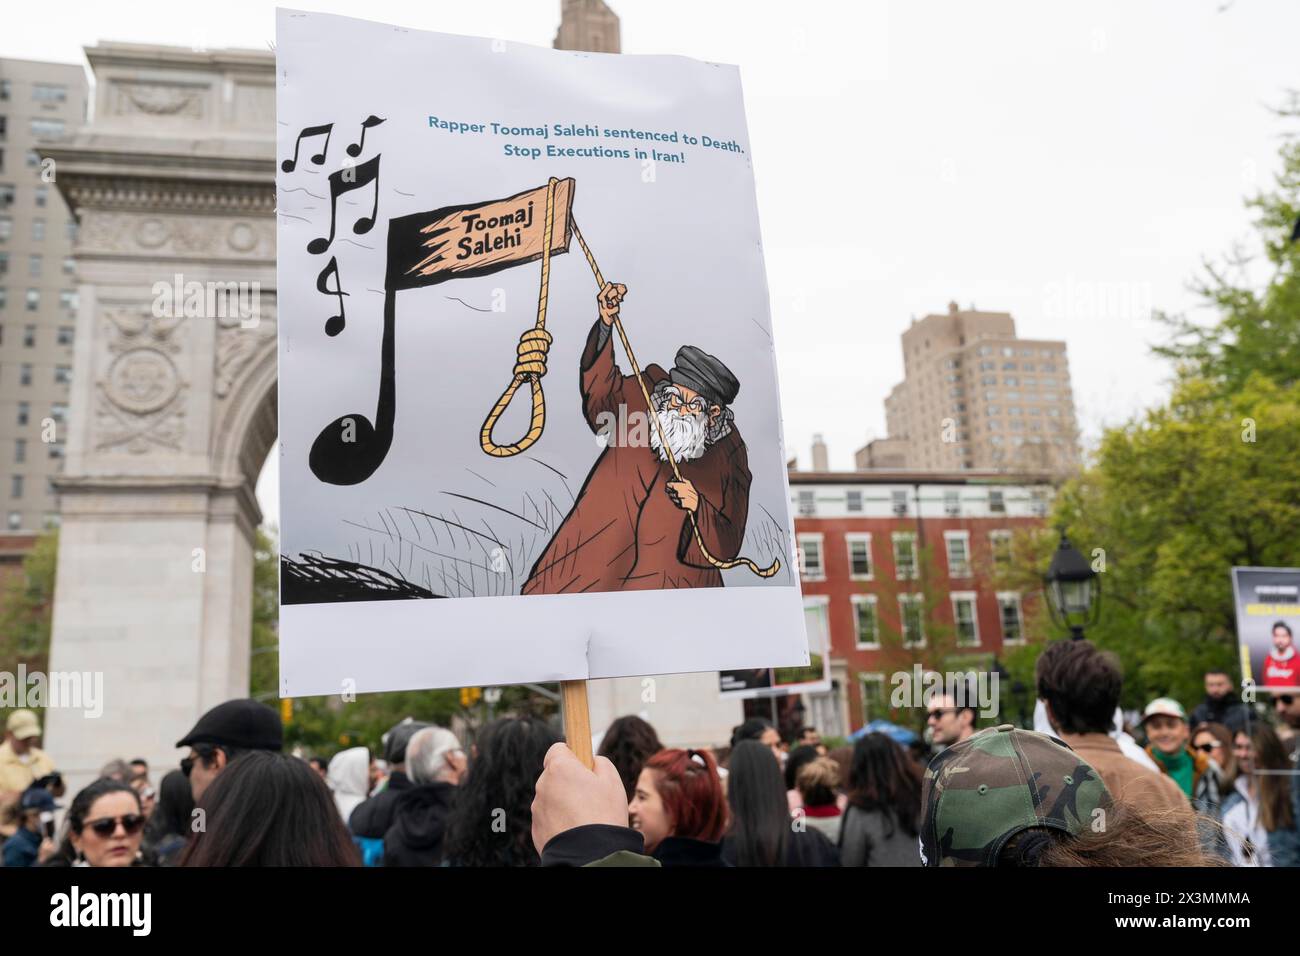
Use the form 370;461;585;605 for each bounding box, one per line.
521;282;752;594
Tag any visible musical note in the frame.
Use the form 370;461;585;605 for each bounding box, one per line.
347;115;387;158
309;290;396;485
307;155;381;255
281;123;334;173
316;257;348;336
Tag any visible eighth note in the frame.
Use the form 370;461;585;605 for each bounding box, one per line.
347;115;387;157
282;123;334;173
316;256;348;336
308;154;381;255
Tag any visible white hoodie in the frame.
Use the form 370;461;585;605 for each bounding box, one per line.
327;746;371;827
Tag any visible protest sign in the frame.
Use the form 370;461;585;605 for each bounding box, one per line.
1232;567;1300;694
276;10;807;703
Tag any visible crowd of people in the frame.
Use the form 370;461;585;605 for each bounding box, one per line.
2;639;1299;867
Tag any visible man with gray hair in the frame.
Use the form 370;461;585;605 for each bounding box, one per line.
382;726;465;866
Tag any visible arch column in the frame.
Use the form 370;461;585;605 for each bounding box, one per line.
41;43;277;788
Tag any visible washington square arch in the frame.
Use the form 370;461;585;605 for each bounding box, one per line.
43;44;278;783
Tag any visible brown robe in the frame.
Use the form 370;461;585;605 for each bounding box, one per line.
521;321;751;594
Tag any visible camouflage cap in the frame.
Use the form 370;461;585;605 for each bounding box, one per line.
920;725;1113;867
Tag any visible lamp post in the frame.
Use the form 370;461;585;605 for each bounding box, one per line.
1044;531;1100;640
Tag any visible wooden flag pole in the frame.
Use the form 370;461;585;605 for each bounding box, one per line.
561;679;594;769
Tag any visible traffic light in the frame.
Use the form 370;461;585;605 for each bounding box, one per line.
281;698;293;725
460;686;482;708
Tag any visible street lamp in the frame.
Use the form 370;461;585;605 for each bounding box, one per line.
1044;531;1100;640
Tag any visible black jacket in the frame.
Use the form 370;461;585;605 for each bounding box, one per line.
652;835;728;867
1189;695;1250;734
348;770;414;838
720;827;840;867
381;781;456;867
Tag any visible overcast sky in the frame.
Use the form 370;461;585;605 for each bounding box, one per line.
6;1;1296;528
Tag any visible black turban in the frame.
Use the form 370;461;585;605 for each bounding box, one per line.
669;345;739;408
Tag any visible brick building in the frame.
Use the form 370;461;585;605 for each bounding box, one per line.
789;469;1053;732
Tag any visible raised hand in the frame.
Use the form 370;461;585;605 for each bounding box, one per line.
597;281;627;327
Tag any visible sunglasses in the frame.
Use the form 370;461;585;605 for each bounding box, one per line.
181;745;222;777
1193;742;1220;754
84;814;146;838
1277;695;1295;706
927;708;956;720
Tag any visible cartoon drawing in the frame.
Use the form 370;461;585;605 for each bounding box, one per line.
521;282;755;593
284;168;780;600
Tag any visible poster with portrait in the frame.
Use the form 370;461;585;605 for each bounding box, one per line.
720;598;831;699
276;10;807;697
1232;567;1300;694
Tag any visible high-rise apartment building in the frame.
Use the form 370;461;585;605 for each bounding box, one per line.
858;302;1081;474
0;59;88;531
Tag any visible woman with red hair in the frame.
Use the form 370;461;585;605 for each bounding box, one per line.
629;748;728;866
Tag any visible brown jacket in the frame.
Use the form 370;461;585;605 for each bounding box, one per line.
1058;732;1191;816
522;321;751;595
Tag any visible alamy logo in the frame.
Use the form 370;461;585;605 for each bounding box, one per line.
49;887;151;936
0;665;102;718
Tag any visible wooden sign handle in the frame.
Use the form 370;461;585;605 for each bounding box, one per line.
561;679;594;769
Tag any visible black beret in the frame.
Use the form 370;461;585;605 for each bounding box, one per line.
176;698;283;752
669;345;739;408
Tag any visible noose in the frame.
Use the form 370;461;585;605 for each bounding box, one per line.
479;178;781;579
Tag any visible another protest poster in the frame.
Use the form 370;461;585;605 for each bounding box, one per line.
1232;566;1300;694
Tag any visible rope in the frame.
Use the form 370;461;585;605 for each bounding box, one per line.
476;178;780;578
479;177;559;457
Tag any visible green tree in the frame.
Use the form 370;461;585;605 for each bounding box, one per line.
0;531;58;674
1007;97;1300;712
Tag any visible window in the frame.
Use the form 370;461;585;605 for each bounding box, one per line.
50;402;67;423
1002;347;1015;357
891;489;909;516
48;442;64;460
22;324;35;346
981;375;997;386
35;186;47;207
54;365;71;385
979;360;995;371
986;406;1000;416
1030;489;1048;517
33;84;68;104
28;254;40;277
945;531;971;577
943;489;960;517
31;219;44;242
0;80;10;101
998;593;1024;644
19;363;31;386
10;475;22;499
1003;376;1018;386
24;290;37;312
990;530;1012;570
62;257;74;275
989;490;1005;513
852;595;879;648
6;512;19;530
57;325;73;346
846;534;872;579
952;593;979;647
892;532;917;579
899;595;925;647
798;534;824;580
0;287;6;309
797;489;815;516
0;216;10;240
860;673;888;722
65;220;77;241
845;489;863;513
0;252;8;275
59;290;75;312
16;401;29;425
30;118;66;138
14;439;25;464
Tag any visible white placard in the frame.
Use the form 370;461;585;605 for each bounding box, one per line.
276;9;807;697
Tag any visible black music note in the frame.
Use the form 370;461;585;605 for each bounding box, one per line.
346;115;386;158
307;155;381;255
309;289;396;485
281;123;334;173
316;257;348;336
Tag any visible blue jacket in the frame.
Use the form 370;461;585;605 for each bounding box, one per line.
2;826;41;868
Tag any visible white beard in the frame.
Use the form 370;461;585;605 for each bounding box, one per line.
650;407;709;462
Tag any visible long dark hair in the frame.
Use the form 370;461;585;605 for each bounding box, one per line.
730;717;773;750
443;716;560;866
52;778;142;864
1252;723;1295;833
598;715;663;801
725;740;791;866
179;751;359;866
847;733;922;838
145;769;194;843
